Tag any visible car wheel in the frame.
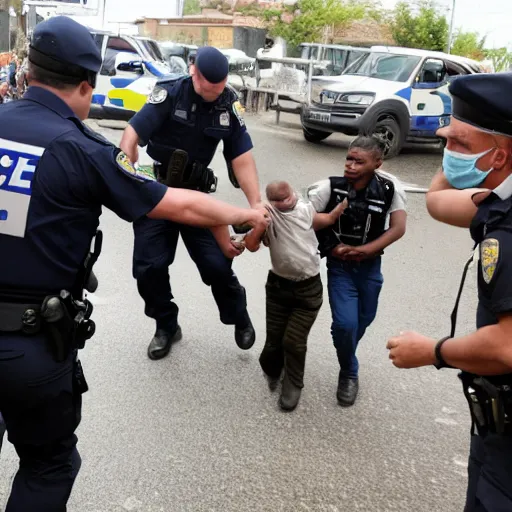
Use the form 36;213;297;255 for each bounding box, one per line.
303;127;332;143
372;116;402;159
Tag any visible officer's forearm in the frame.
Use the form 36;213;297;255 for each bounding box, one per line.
231;152;261;207
426;171;487;228
440;322;512;375
148;188;255;227
120;125;140;162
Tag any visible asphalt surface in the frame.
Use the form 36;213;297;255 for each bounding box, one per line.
0;112;479;512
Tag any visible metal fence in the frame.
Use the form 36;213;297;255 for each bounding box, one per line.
238;55;320;124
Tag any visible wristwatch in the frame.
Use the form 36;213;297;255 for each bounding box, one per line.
434;336;451;370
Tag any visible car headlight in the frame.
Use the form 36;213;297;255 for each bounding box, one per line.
319;90;338;104
336;94;375;105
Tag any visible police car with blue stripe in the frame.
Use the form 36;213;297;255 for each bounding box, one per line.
301;46;484;158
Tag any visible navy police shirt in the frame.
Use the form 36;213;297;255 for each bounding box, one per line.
129;76;253;167
0;86;167;294
471;181;512;330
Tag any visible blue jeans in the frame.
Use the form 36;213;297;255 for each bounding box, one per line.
327;257;383;379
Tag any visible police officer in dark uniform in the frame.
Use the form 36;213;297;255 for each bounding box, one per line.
387;73;512;510
120;46;263;361
0;16;268;511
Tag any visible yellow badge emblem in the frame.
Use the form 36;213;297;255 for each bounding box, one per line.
481;238;499;284
232;100;245;126
115;152;156;182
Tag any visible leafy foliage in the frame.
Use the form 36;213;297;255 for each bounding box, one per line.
389;0;448;51
183;0;202;15
450;31;486;61
262;0;367;48
484;48;512;72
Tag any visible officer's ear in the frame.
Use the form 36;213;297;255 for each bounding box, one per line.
78;80;93;97
492;147;510;172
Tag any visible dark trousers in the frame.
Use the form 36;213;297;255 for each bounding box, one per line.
464;433;512;511
327;257;383;379
259;271;323;388
133;216;248;332
0;333;84;511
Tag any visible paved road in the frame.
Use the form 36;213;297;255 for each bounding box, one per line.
0;113;479;512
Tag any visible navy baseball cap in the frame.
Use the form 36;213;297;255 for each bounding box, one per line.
29;16;102;84
194;46;229;84
449;73;512;137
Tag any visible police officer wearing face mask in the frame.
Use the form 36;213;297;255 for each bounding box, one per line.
387;73;512;511
0;17;268;511
120;46;263;361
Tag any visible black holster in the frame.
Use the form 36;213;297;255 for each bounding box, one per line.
155;151;218;193
40;290;95;363
459;372;512;437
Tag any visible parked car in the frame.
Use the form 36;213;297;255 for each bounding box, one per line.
300;46;485;157
220;48;255;75
159;41;198;66
299;43;368;77
88;30;181;120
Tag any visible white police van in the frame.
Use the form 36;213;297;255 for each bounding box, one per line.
301;46;484;157
88;30;181;120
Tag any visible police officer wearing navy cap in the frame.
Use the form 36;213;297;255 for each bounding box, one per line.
387;72;512;511
0;16;268;511
120;45;263;361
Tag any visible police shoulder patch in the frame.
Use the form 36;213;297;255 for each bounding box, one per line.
481;238;500;284
148;85;168;104
115;152;156;182
232;100;245;127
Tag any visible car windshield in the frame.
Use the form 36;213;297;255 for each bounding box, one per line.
342;52;421;82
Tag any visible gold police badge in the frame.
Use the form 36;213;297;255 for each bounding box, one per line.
481;238;499;284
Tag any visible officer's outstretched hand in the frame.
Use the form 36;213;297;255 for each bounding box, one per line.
243;207;271;231
386;331;437;369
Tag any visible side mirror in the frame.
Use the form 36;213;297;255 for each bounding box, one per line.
117;61;143;73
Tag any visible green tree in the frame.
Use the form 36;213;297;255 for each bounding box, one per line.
183;0;201;15
262;0;367;48
450;30;486;60
389;0;448;51
484;47;512;72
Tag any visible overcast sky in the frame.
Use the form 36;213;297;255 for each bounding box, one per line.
77;0;511;49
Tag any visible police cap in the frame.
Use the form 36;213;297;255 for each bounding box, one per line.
449;73;512;137
29;16;102;86
194;46;229;84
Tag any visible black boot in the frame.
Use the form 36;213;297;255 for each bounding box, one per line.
264;373;280;392
279;374;302;411
336;373;359;406
235;312;255;350
147;326;182;360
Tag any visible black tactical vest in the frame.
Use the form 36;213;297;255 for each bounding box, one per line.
316;174;395;258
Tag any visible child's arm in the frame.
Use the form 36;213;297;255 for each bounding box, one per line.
244;222;267;252
211;225;243;259
312;199;348;230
